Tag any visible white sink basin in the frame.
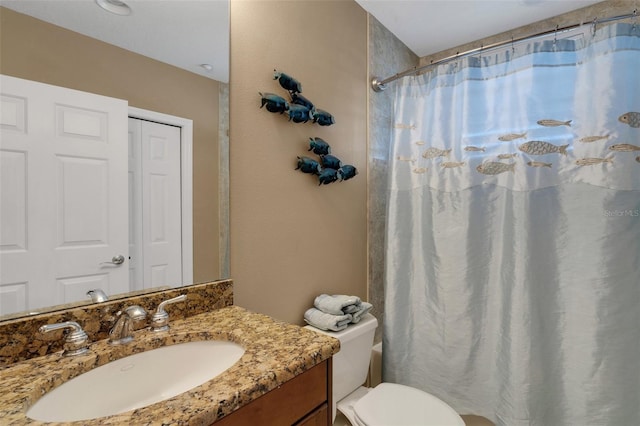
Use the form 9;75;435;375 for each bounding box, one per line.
27;340;245;422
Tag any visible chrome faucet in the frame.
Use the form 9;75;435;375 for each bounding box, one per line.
150;294;187;332
39;321;90;357
109;305;148;345
87;289;109;303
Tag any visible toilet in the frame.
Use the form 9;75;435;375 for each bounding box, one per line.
305;313;464;426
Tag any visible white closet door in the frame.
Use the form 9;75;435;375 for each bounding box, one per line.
128;118;144;291
0;75;129;315
128;118;182;289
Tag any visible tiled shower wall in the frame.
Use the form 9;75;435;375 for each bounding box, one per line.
367;16;418;343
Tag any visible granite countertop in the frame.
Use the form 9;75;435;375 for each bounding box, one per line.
0;306;340;425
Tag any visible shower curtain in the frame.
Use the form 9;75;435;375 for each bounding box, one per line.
383;23;640;426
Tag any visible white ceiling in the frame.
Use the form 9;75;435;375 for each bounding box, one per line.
355;0;603;57
1;0;604;84
0;0;230;83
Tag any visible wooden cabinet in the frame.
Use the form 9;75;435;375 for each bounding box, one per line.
214;359;333;426
295;404;329;426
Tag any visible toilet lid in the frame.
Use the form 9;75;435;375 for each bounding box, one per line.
353;383;465;426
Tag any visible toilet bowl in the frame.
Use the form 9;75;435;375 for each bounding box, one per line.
305;313;464;426
341;383;464;426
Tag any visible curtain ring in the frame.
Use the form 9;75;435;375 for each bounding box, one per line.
591;18;598;37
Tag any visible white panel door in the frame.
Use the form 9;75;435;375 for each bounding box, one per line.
128;118;182;289
128;118;144;292
0;75;129;315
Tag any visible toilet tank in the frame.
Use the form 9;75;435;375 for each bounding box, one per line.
304;313;378;402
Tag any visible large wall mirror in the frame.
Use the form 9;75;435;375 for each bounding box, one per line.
0;1;230;320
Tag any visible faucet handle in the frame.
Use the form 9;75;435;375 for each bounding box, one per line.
39;321;90;357
150;294;187;332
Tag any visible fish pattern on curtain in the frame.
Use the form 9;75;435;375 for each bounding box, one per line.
384;23;640;426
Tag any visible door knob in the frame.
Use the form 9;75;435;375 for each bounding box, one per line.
102;255;125;265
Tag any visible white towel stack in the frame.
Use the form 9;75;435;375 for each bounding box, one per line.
304;294;373;332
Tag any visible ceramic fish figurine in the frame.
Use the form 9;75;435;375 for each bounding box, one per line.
320;154;342;170
518;141;569;156
498;132;527;141
579;135;609;143
274;70;302;93
476;162;516;175
290;93;314;111
497;153;519;160
412;167;427;174
318;168;339;185
259;92;289;113
441;161;465;169
308;137;331;155
337;165;357;181
422;147;451;159
464;146;485;152
287;104;311;123
537;119;572;127
575;156;613;166
296;156;321;174
415;141;426;146
609;143;640;152
311;109;335;126
527;161;552;168
618;112;640;128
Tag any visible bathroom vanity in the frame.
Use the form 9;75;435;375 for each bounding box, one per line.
0;282;339;425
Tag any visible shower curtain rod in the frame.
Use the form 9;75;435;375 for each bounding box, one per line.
371;9;638;92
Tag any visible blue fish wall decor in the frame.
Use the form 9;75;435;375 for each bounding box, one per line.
311;109;335;126
287;104;312;123
308;137;331;155
259;92;289;114
274;70;302;94
296;156;321;174
265;68;353;184
290;93;315;111
318;168;339;185
320;154;342;170
337;165;357;181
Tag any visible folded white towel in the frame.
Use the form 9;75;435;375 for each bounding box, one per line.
314;294;361;316
304;308;352;332
350;301;373;323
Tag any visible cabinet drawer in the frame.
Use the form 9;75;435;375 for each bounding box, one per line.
215;359;330;425
295;403;328;426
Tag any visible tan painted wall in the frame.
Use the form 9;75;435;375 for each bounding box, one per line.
230;0;368;325
0;7;221;283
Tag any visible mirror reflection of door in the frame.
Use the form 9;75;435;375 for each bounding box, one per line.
127;118;182;292
0;76;186;315
0;75;129;314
